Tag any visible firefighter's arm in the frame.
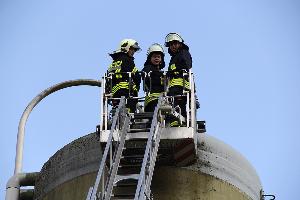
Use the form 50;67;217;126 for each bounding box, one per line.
180;50;192;70
133;69;141;90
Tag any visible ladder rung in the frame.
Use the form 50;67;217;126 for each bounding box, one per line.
128;128;150;133
121;154;144;158
132;121;151;125
115;182;137;187
134;112;154;119
112;194;135;199
120;159;143;166
114;174;140;184
122;149;146;156
117;168;141;175
119;164;142;168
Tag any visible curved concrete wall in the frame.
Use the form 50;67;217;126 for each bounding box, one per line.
34;133;261;200
152;167;250;200
34;133;102;200
190;134;262;200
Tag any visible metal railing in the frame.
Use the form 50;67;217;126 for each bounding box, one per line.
134;96;166;200
101;69;197;131
86;97;128;200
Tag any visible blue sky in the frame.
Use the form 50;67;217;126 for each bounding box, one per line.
1;0;299;199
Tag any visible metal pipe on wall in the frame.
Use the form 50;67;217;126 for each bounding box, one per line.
14;79;101;175
6;172;39;200
7;79;101;200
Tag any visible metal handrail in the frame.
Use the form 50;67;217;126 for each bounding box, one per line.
134;96;164;200
14;79;101;175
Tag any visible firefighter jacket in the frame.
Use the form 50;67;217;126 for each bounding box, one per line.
142;64;165;107
142;62;165;107
107;52;141;96
167;45;192;90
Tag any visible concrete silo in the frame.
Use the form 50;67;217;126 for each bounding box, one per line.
32;131;262;200
6;74;270;200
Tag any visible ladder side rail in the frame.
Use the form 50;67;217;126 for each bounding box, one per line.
183;70;191;127
144;122;162;199
86;187;93;200
88;97;126;200
190;71;198;153
100;76;105;132
190;70;196;129
105;73;115;131
183;69;190;127
104;116;130;200
104;73;112;131
104;95;108;131
128;72;132;97
107;98;127;180
134;96;163;200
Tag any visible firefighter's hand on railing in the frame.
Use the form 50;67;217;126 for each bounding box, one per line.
196;100;200;109
196;95;200;109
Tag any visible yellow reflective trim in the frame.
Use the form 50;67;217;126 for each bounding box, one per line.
108;60;123;72
111;82;130;94
170;120;179;127
132;67;138;73
170;64;176;70
169;78;190;88
144;92;161;106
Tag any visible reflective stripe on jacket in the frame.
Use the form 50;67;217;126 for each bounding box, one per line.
107;52;141;95
144;92;161;107
167;48;192;89
112;82;129;94
169;78;190;89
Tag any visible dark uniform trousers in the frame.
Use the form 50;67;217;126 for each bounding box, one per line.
112;89;138;113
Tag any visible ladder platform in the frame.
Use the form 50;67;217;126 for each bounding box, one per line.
100;127;195;142
85;71;200;200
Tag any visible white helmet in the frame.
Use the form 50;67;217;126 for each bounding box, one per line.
165;33;184;47
111;38;141;54
147;43;164;56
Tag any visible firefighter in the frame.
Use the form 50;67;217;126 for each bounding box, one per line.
142;43;165;112
107;38;141;113
165;33;192;127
